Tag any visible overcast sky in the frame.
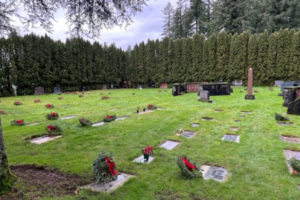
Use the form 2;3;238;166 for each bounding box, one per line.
18;0;178;50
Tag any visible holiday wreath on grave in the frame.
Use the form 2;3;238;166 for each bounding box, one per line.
14;101;22;105
275;113;289;121
103;115;117;122
11;120;25;126
46;112;59;120
93;152;118;183
34;99;41;103
147;104;157;110
45;124;62;136
45;104;54;109
177;155;201;179
102;96;109;100
78;94;84;98
79;118;92;126
0;110;5;114
289;157;300;175
142;145;153;162
58;96;63;100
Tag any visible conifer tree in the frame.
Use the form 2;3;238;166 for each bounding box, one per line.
216;31;231;81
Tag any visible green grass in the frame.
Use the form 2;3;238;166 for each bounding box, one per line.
1;87;300;200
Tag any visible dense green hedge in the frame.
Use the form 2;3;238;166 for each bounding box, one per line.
0;30;299;96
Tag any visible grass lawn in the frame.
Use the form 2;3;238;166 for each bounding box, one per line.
1;87;300;200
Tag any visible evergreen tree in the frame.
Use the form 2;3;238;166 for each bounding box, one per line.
162;2;174;38
291;31;300;80
216;31;231;81
191;34;205;81
256;32;269;85
182;38;193;82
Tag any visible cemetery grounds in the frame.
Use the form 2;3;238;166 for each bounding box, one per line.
1;87;300;200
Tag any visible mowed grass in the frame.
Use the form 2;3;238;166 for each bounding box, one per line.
1;87;300;200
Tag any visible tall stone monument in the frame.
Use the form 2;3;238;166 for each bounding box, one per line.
245;68;255;100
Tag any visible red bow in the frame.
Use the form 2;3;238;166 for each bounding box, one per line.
46;104;51;108
105;157;117;176
106;115;111;119
16;120;23;124
148;104;153;108
47;125;54;131
51;112;56;117
181;158;196;171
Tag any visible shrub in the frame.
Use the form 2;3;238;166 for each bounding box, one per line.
79;118;92;126
45;124;62;136
45;104;54;109
14;101;22;105
103;115;116;122
46;112;59;120
93;152;118;183
11;120;25;126
147;104;157;110
275;113;289;121
289;157;300;172
177;155;200;179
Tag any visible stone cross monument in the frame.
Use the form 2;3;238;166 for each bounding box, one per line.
245;68;255;100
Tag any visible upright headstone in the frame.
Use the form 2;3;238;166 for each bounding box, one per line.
198;90;212;103
34;86;45;95
12;84;17;96
53;86;62;94
245;68;255;100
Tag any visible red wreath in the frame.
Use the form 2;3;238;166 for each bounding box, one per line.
16;120;24;124
51;112;56;117
104;157;117;176
143;145;153;154
47;125;55;131
181;158;196;171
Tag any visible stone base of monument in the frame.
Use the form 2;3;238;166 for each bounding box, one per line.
283;149;300;174
245;94;255;100
278;93;283;96
200;165;228;182
81;173;134;193
198;99;213;103
133;155;155;164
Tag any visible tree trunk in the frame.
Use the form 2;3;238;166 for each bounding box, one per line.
0;118;13;194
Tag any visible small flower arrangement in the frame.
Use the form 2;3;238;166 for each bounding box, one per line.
14;101;22;105
34;99;41;103
142;145;153;162
289;157;300;175
78;94;84;98
103;114;116;122
46;112;59;120
58;96;63;100
177;155;201;179
102;96;109;100
11;120;25;126
79;118;92;126
46;124;62;136
147;104;157;110
45;104;54;109
0;110;5;115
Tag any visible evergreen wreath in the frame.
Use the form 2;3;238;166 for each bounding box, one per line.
45;124;62;136
14;101;22;105
147;104;157;110
46;112;59;120
103;115;117;122
275;113;289;121
93;152;118;183
45;104;54;109
34;99;41;103
289;157;300;172
0;110;5;115
177;155;201;179
11;120;25;126
79;118;92;126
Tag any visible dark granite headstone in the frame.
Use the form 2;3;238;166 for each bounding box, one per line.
53;86;61;94
34;86;44;95
283;86;300;107
287;97;300;115
172;83;187;96
198;82;231;96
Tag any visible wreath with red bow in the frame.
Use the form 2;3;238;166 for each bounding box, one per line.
93;152;118;183
177;155;201;179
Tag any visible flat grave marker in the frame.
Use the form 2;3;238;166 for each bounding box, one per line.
116;116;129;121
215;109;223;112
191;123;200;127
177;130;196;138
283;149;300;173
280;135;300;144
202;117;213;121
133;155;155;164
26;122;41;126
92;122;105;127
82;173;134;193
230;127;239;132
60;115;77;120
222;134;240;143
30;135;62;144
277;121;294;126
137;110;154;115
160;140;180;150
200;165;228;182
